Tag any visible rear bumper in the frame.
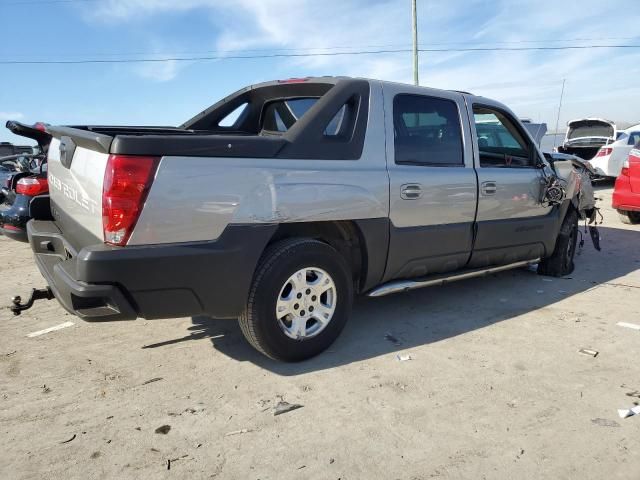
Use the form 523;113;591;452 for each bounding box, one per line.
612;176;640;212
27;220;277;322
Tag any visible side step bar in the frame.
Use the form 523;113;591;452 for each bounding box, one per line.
367;259;540;298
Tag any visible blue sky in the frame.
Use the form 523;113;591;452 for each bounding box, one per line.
1;0;639;143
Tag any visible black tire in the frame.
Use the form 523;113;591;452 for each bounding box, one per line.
538;208;579;277
239;238;353;362
618;210;640;225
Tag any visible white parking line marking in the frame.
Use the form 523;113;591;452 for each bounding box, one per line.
617;322;640;331
27;321;75;338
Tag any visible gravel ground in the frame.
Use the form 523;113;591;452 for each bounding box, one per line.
1;184;639;480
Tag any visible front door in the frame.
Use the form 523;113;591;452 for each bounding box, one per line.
384;88;477;281
469;104;553;267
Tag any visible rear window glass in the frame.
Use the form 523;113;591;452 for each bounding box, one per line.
628;132;640;146
262;98;319;132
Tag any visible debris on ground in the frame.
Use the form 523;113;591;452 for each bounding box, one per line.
27;321;75;338
578;348;599;357
168;407;201;417
41;384;51;394
616;322;640;331
625;390;640;399
591;418;620;428
141;377;163;385
273;401;304;416
167;454;189;469
155;425;171;434
396;353;413;362
617;405;640;419
224;429;252;437
60;434;77;444
384;333;401;346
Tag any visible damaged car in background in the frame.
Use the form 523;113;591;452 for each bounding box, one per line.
557;118;616;164
0;122;51;242
9;77;600;361
588;124;640;178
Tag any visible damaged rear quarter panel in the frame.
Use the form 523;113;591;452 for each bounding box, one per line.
128;159;389;245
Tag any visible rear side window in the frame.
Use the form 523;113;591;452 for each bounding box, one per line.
473;107;532;167
628;132;640;146
393;95;464;166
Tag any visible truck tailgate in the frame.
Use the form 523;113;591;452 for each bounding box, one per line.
47;136;110;245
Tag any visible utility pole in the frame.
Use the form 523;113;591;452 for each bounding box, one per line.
553;78;566;149
412;0;419;86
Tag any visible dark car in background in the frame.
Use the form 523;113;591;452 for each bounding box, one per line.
0;122;51;242
0;141;34;157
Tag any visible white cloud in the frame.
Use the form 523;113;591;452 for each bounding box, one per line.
81;0;640;126
133;59;182;82
0;112;25;121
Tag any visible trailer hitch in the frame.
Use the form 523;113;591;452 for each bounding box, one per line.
10;288;54;316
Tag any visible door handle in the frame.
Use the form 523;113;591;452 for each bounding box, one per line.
481;181;497;196
400;183;423;200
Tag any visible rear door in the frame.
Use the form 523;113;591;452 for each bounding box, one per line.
384;86;477;281
629;145;640;193
469;103;553;267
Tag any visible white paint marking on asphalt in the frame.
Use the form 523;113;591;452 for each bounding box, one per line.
27;321;75;338
616;322;640;331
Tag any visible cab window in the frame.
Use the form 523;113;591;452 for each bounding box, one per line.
393;94;464;166
473;107;533;168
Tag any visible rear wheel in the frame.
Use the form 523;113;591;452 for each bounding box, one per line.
538;208;579;277
239;238;353;361
618;210;640;225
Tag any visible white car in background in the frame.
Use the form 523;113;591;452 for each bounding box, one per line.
589;125;640;178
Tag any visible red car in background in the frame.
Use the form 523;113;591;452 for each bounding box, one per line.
612;142;640;224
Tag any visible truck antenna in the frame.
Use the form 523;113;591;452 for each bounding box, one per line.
553;78;566;149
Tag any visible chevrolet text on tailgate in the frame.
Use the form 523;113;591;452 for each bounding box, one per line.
12;77;599;361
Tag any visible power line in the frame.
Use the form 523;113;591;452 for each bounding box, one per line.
7;36;640;59
1;44;639;65
2;0;97;5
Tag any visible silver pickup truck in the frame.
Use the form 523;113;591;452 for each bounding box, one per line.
17;77;596;361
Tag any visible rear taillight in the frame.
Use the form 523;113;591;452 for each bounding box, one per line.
16;176;49;196
621;158;630;176
595;147;612;157
102;154;159;246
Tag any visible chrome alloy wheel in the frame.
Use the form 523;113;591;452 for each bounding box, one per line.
275;267;337;340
